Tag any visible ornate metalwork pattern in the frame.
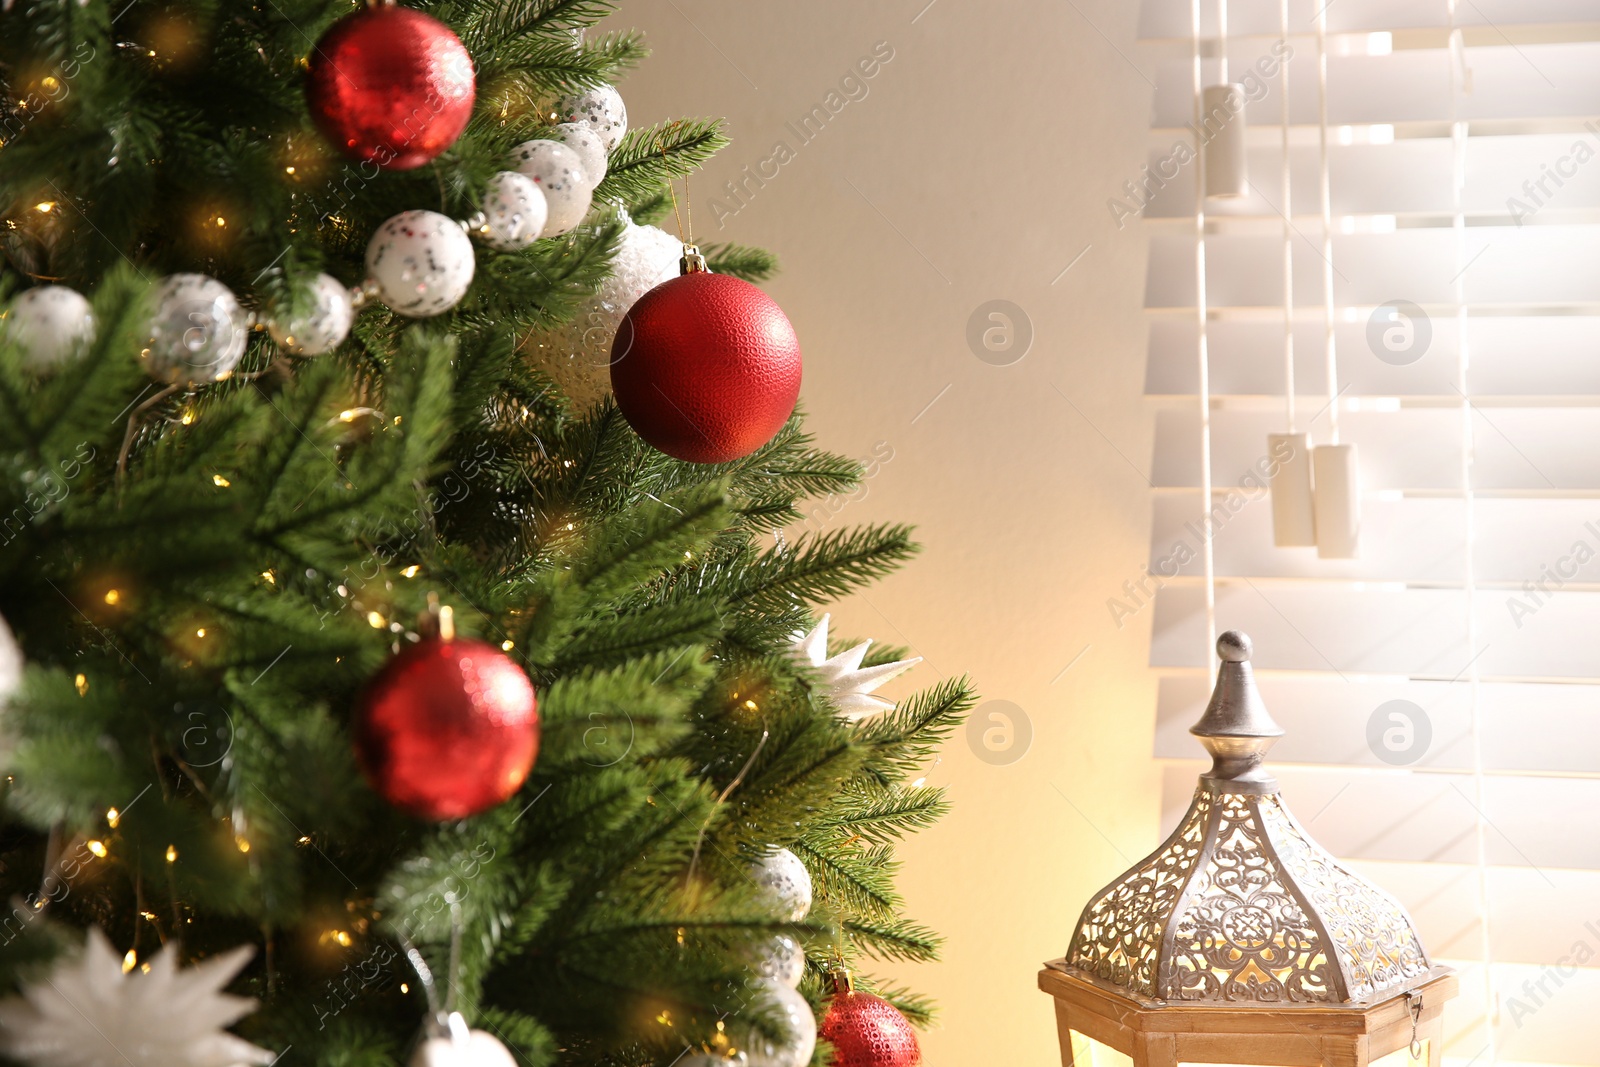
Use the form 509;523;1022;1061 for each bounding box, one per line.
1062;632;1435;1008
1066;788;1211;997
1162;791;1333;1002
1259;795;1431;1001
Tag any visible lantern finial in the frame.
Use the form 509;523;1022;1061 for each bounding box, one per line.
1191;629;1282;788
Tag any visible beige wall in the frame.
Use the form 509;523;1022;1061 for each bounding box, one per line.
618;3;1161;1062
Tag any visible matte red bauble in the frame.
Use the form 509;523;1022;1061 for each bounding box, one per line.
609;267;801;464
354;637;538;820
820;981;922;1067
305;5;476;171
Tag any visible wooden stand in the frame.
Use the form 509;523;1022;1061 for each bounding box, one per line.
1039;962;1455;1067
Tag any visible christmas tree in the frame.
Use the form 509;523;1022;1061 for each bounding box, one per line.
0;3;973;1066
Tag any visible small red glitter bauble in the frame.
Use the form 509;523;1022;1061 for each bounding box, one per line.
820;989;922;1067
354;637;538;820
305;5;476;171
609;271;801;464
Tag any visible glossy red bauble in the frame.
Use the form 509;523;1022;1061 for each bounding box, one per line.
609;271;802;464
820;990;922;1067
305;5;476;171
354;637;538;820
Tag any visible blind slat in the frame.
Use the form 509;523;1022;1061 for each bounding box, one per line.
1139;0;1600;41
1153;408;1600;492
1152;583;1600;680
1152;44;1600;128
1151;493;1600;584
1146;228;1600;310
1146;317;1600;399
1157;674;1600;775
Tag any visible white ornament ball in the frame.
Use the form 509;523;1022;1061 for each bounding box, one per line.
526;220;681;410
512;140;593;237
480;171;548;251
143;274;249;385
549;122;608;185
750;848;812;922
366;210;477;318
553;83;628;151
753;934;806;989
0;612;22;706
6;285;94;371
268;273;352;356
410;1031;518;1067
743;979;817;1067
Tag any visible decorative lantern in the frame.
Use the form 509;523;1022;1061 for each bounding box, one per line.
1039;631;1456;1067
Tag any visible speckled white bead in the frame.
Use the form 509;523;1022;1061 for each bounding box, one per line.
553;83;628;151
268;272;353;356
743;979;816;1067
479;171;548;251
750;848;812;922
549;122;608;185
753;934;806;989
143;274;249;385
512;140;593;237
365;210;477;318
6;285;94;370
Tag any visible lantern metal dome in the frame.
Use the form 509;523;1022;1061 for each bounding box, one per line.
1062;631;1436;1005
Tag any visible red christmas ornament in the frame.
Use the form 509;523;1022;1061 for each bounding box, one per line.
354;632;539;820
305;3;476;171
820;973;922;1067
609;251;801;464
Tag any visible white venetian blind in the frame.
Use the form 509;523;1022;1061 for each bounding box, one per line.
1136;2;1600;1065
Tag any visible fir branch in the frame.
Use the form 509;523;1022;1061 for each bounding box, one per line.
701;243;778;283
823;786;949;846
789;839;899;919
725;524;918;613
841;916;943;964
454;0;619;53
594;118;729;206
855;677;977;788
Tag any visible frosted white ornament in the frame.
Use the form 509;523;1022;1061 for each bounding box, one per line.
410;1030;517;1067
753;934;806;989
750;847;812;922
479;171;548;251
549;122;608;184
366;210;477;318
790;614;921;722
743;979;817;1067
268;272;352;356
678;1057;746;1067
526;220;681;410
143;273;249;385
0;927;275;1067
5;285;94;370
553;83;628;151
0;612;21;707
512;140;593;237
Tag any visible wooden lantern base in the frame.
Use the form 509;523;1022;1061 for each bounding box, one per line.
1039;961;1456;1067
